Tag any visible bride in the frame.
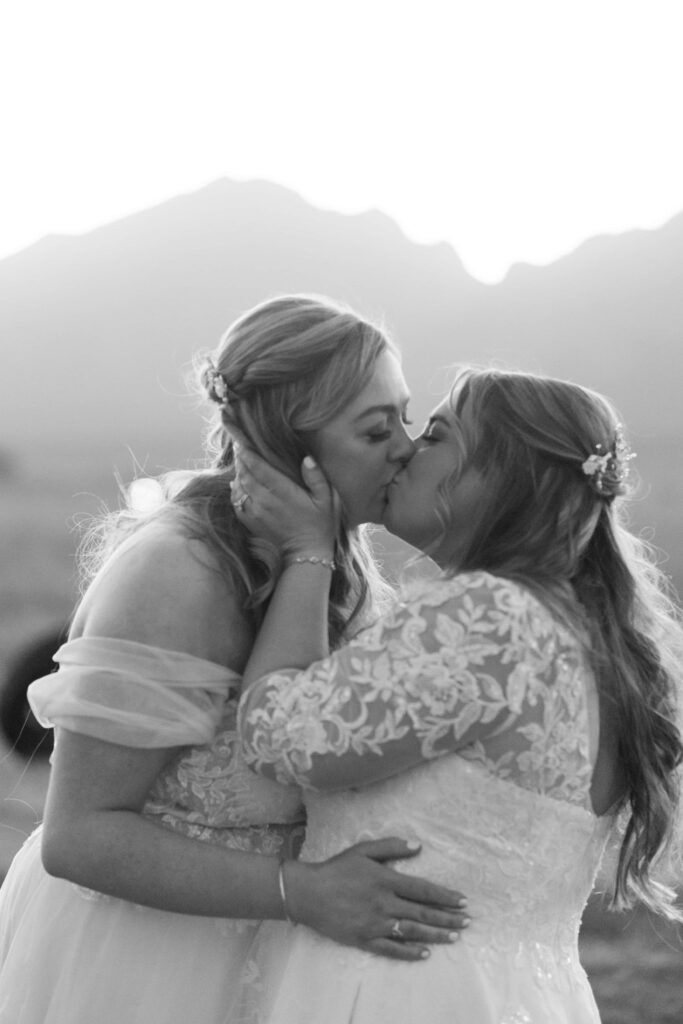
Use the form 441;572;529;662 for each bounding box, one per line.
0;296;468;1023
232;366;683;1023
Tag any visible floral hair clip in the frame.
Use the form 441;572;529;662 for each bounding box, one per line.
212;371;230;403
581;425;635;498
205;368;234;407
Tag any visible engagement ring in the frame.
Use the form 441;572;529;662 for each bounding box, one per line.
233;493;250;512
390;919;404;939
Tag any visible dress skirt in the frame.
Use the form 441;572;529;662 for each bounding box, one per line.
0;829;261;1024
235;918;603;1024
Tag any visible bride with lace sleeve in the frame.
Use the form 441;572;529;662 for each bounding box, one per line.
233;368;683;1024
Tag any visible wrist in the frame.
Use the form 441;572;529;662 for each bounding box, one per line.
279;859;311;926
278;858;296;924
285;553;336;571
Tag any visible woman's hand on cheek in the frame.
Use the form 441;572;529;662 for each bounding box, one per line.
232;448;339;557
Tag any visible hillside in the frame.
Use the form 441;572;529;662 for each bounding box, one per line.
1;179;681;590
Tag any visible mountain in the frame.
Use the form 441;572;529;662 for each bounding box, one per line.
1;180;682;589
0;179;485;464
2;179;682;458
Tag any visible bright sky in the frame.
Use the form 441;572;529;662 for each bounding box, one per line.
2;0;682;282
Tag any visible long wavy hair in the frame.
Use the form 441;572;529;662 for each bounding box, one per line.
432;367;683;919
82;295;395;648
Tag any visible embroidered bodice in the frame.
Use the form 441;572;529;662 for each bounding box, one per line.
238;572;615;976
29;637;305;857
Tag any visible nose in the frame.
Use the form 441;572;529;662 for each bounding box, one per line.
391;424;417;466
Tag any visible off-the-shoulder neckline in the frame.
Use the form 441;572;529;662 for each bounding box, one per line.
58;635;242;678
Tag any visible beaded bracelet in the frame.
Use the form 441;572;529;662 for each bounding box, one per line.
288;555;336;571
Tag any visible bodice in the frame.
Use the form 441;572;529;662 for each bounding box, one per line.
143;694;305;854
303;754;613;971
28;635;305;858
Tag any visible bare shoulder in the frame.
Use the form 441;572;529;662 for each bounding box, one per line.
72;521;254;668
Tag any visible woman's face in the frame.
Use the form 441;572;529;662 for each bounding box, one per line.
310;350;415;527
383;394;484;564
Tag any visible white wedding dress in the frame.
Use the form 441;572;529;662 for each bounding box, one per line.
236;571;616;1024
0;638;305;1023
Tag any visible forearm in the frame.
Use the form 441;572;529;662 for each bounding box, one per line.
42;807;287;919
41;806;473;960
241;561;332;688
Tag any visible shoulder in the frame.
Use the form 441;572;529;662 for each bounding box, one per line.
72;521;252;666
93;520;222;596
401;569;529;607
400;571;559;636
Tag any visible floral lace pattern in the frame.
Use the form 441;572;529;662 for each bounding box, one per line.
144;695;304;831
239;572;595;809
235;573;611;1023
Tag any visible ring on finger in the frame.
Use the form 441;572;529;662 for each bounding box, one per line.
233;492;250;512
390;919;404;940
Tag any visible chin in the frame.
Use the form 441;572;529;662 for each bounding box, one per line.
355;499;386;528
343;508;367;529
381;511;403;540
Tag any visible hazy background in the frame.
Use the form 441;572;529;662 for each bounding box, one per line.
1;2;683;1020
2;175;681;645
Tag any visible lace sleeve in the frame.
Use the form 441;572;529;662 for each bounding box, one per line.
238;572;567;790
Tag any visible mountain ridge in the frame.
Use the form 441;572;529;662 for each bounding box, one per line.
1;177;681;455
1;178;681;590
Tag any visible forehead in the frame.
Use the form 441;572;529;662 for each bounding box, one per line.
342;350;410;421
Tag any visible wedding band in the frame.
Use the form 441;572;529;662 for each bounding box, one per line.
233;492;250;511
390;919;403;940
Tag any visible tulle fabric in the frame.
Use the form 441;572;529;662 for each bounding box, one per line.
28;636;237;747
235;922;602;1024
0;638;302;1023
0;831;259;1024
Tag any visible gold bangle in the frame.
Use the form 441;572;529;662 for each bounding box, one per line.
278;859;295;924
288;555;336;571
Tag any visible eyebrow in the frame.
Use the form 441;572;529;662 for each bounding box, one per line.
353;400;411;424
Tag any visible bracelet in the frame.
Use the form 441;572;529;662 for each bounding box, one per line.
288;555;336;571
278;858;296;925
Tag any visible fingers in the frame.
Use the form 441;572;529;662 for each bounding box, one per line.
351;837;423;862
300;456;332;501
352;837;466;904
363;938;430;962
383;918;463;946
389;870;467;910
234;451;313;513
232;451;274;495
234;446;289;490
392;898;470;934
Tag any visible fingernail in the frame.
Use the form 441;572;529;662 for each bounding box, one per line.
449;932;460;942
455;898;468;908
303;455;317;468
460;916;471;926
420;949;430;959
406;840;421;851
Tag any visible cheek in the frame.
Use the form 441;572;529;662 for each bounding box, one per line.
321;445;381;497
319;458;367;511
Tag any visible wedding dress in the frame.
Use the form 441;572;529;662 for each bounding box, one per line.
236;571;615;1024
0;637;304;1023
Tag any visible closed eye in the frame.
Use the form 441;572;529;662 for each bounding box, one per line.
421;413;450;443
